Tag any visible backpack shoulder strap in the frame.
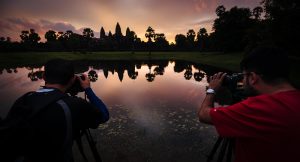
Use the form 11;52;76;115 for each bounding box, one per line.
57;99;73;162
26;91;68;119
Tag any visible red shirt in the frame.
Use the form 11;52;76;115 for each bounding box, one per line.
210;90;300;162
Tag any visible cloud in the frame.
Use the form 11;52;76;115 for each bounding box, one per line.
0;17;96;41
190;18;215;26
0;0;262;42
39;20;77;32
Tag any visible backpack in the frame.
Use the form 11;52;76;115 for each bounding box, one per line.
0;91;66;162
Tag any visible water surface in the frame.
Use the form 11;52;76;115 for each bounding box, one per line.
0;60;226;162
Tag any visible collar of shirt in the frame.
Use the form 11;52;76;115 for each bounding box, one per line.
36;88;55;93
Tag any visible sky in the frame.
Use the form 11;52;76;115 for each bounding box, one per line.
0;0;261;43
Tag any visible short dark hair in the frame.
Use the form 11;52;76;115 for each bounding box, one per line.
44;59;74;85
240;46;289;82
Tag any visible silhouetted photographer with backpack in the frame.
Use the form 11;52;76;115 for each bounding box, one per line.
1;59;109;162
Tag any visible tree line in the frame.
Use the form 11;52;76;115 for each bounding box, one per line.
0;0;299;55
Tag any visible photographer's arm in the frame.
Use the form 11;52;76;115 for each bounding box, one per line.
198;72;226;124
85;88;109;122
198;94;215;124
79;74;109;123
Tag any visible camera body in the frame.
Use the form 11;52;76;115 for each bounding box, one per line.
66;74;85;96
223;73;245;103
222;73;243;90
207;73;246;104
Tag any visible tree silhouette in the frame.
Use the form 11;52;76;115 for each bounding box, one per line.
186;29;196;50
154;66;164;75
128;65;138;79
145;64;155;82
197;28;209;51
64;30;74;39
145;26;155;54
83;28;94;39
67;31;83;52
187;29;195;43
19;29;40;50
184;66;193;80
216;5;226;17
194;71;205;82
212;6;253;52
252;6;263;20
28;29;41;44
6;37;11;43
125;27;136;53
145;73;155;82
262;0;300;55
82;28;94;52
27;68;43;81
175;34;187;50
145;26;155;43
154;33;169;50
45;30;57;42
57;31;64;42
20;31;30;43
88;70;98;82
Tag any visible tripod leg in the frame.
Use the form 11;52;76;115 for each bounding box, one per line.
85;129;103;162
217;138;229;162
207;137;224;162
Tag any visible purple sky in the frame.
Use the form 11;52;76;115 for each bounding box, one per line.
0;0;262;43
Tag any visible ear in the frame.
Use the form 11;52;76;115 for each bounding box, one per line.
248;72;260;85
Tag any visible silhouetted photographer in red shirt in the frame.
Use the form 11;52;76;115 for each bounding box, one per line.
198;46;300;162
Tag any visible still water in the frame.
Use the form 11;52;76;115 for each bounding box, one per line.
0;60;228;162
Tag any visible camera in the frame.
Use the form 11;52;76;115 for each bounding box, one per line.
223;73;246;103
222;73;243;90
207;73;246;104
66;74;85;96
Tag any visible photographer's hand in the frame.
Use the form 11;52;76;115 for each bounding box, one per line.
78;74;91;89
79;74;110;123
209;72;227;91
198;72;226;124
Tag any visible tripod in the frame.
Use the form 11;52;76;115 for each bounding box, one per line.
75;93;103;162
207;137;234;162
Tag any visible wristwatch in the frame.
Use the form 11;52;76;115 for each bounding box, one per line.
206;88;215;94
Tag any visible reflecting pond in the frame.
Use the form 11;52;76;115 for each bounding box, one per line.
0;60;231;162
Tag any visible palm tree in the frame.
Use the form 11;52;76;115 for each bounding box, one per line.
82;28;94;53
145;64;155;82
194;70;205;82
145;26;155;54
187;29;196;44
184;66;193;80
88;70;98;82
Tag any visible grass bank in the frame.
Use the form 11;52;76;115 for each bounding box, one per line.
0;51;242;70
0;51;299;86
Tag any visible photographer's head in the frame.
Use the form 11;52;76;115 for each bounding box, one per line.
44;59;76;91
240;46;290;95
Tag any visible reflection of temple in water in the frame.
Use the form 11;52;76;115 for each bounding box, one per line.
0;60;230;82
